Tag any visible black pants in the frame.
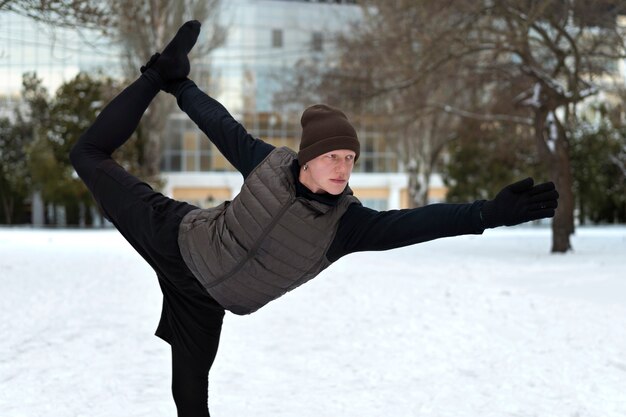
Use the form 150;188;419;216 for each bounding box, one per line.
70;71;224;416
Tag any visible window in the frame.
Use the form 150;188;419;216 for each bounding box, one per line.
272;29;283;48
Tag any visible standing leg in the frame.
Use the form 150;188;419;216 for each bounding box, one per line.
171;345;217;417
158;274;224;417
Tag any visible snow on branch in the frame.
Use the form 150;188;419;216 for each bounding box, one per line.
520;65;599;102
545;112;558;154
504;5;529;22
577;87;599;99
517;83;543;108
520;65;567;96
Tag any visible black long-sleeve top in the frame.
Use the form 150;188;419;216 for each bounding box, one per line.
175;80;485;263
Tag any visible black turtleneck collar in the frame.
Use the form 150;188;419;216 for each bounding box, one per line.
290;160;341;207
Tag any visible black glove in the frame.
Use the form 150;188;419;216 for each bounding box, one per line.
140;20;201;90
481;177;559;228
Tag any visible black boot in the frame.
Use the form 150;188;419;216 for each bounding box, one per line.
141;20;201;89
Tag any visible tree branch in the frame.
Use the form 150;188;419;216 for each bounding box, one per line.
430;102;533;125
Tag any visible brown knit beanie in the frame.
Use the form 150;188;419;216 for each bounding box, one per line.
297;104;360;165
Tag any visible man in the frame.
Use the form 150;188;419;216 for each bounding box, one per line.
70;20;558;416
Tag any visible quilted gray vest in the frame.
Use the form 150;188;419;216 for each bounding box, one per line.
177;147;359;315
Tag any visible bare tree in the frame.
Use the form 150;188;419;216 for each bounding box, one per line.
0;0;111;29
282;0;626;252
440;0;626;252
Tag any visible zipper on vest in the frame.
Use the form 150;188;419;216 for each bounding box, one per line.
207;198;295;289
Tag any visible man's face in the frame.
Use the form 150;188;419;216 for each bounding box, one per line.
302;149;356;195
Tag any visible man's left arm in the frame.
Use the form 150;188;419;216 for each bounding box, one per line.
327;178;558;262
327;201;485;262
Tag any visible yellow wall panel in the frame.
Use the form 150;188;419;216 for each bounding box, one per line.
352;188;389;199
173;187;232;201
428;187;447;201
400;189;411;208
183;132;196;151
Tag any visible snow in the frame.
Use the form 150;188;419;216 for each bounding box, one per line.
519;82;542;108
1;226;625;417
547;111;558;153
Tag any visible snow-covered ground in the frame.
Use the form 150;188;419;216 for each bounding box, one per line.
1;226;625;417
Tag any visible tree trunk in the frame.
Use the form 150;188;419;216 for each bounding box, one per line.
419;173;431;206
533;107;574;253
31;191;45;227
1;194;13;224
578;193;586;226
407;169;420;209
551;158;574;252
550;113;574;253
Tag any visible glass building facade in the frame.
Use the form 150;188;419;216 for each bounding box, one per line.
162;0;367;166
0;12;122;99
0;0;429;210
